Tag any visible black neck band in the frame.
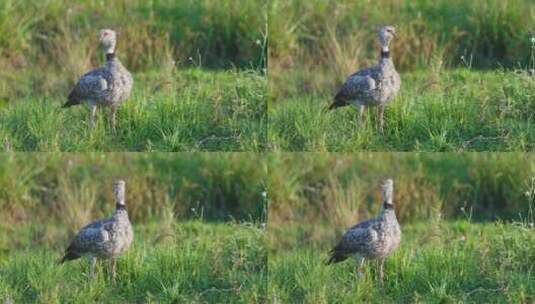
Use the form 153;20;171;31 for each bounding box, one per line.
381;51;390;59
106;53;116;61
383;201;394;210
116;203;126;210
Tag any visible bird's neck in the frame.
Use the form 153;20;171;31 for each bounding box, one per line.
380;46;393;65
383;201;395;210
114;205;129;221
116;202;127;211
380;202;397;219
106;53;116;61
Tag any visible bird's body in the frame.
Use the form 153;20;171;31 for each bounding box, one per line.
329;26;401;134
60;180;133;282
327;206;401;263
330;55;400;110
60;206;133;262
64;54;133;109
327;179;401;283
63;29;133;130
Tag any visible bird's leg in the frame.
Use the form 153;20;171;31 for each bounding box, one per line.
110;258;117;285
357;257;365;278
108;106;117;133
378;105;385;135
89;256;97;279
378;259;384;286
88;103;97;129
357;105;365;128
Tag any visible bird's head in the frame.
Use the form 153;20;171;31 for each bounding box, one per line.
99;29;117;54
113;179;126;206
380;178;394;208
378;26;397;51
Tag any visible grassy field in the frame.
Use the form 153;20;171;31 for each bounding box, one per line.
267;153;535;302
268;69;535;151
0;69;266;151
268;0;535;152
0;153;267;303
0;221;266;303
268;221;534;303
0;0;267;152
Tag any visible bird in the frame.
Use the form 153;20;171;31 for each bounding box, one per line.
60;180;134;283
328;26;401;134
63;29;133;131
327;178;401;284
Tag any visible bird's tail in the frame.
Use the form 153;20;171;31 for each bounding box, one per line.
327;102;338;110
326;249;347;265
58;248;80;264
62;91;82;108
62;99;79;108
327;96;348;111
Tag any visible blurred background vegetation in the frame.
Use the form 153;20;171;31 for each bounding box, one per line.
268;0;535;100
268;153;534;248
0;0;266;102
0;153;266;228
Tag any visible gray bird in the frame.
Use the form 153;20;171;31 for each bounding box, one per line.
63;29;133;131
327;179;401;284
329;26;401;134
60;180;134;283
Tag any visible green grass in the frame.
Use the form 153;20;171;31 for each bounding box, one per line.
0;221;267;303
268;221;535;303
269;69;535;151
0;69;266;151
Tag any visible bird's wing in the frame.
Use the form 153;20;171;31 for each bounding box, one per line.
60;219;112;262
327;219;377;264
329;67;379;110
63;68;109;107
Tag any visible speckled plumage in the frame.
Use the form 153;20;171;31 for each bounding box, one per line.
330;58;400;109
63;29;133;130
329;26;401;134
327;179;401;282
64;55;133;108
60;180;133;281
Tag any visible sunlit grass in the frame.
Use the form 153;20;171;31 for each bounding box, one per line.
268;221;535;303
0;69;267;151
0;221;267;303
269;69;535;151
